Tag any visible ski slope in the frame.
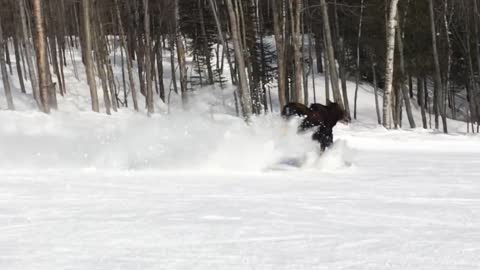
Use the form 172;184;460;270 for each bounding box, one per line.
1;138;480;269
1;42;480;269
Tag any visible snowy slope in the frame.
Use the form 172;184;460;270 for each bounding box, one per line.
1;146;480;270
1;41;480;269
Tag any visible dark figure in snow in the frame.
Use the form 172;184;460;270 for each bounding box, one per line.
282;102;348;151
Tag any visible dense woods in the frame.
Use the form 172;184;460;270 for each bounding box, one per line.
1;0;480;133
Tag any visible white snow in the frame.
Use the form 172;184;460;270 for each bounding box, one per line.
1;40;480;269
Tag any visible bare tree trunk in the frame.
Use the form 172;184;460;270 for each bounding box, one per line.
472;0;480;127
114;0;138;111
4;38;12;75
319;0;343;107
323;32;330;103
199;0;214;85
396;16;416;128
308;23;317;103
174;0;188;109
156;35;165;102
0;21;14;110
92;14;111;115
466;16;478;128
144;0;154;115
314;28;323;74
291;0;304;104
370;54;381;125
272;0;287;109
32;0;51;113
12;32;26;94
443;0;453;118
208;0;236;84
19;0;40;106
82;0;99;112
334;0;350;118
418;76;428;128
383;0;400;129
429;0;448;133
354;0;364;119
226;0;253;120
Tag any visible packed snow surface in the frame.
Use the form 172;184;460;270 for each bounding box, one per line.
1;108;480;269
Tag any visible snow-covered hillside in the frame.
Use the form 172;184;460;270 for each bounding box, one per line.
1;42;480;269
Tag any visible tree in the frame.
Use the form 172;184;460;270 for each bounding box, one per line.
18;0;40;108
82;0;99;112
291;0;304;104
395;13;415;128
319;0;343;107
428;0;448;133
225;0;252;120
272;0;288;109
383;0;400;129
144;0;154;115
32;0;51;113
0;20;14;110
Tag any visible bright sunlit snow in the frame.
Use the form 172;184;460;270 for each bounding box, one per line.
1;42;480;269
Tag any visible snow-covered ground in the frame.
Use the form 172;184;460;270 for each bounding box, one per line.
1;41;480;269
2;136;480;269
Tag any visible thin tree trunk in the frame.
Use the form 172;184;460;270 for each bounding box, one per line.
308;24;317;103
396;16;416;128
370;54;381;125
383;0;400;129
208;0;236;84
291;0;304;104
272;0;287;109
92;14;111;115
199;0;214;85
19;0;40;107
354;0;364;119
156;35;165;102
418;76;428;128
12;32;26;94
466;17;478;128
226;0;253;120
319;0;343;107
429;0;448;133
0;21;14;110
32;0;51;113
323;32;330;103
82;0;99;112
314;28;323;73
472;0;480;126
334;0;351;118
174;0;188;108
5;39;12;75
114;0;138;111
144;0;154;115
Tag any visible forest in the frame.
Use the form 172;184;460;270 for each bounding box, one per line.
3;2;480;267
0;0;480;133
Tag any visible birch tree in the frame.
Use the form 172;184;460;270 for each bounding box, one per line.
383;0;400;129
225;0;252;120
32;0;51;113
319;0;343;107
82;0;99;112
272;0;287;108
